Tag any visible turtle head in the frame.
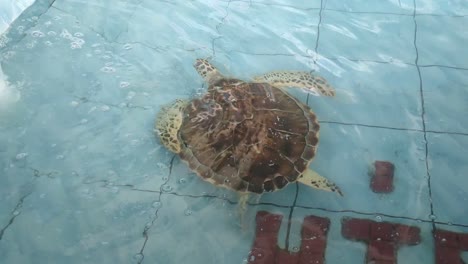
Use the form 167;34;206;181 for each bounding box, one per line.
194;58;224;85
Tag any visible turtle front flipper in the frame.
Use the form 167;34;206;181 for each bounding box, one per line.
298;169;343;196
253;71;335;97
155;99;188;153
194;58;224;85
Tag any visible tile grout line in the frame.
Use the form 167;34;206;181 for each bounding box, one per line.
320;120;468;136
284;183;299;251
211;0;233;57
135;155;176;264
97;184;468;228
227;50;468;71
412;0;436;232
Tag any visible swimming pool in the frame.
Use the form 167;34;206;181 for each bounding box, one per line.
0;0;467;263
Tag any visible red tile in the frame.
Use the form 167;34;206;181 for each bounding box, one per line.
342;218;372;241
248;247;276;264
276;248;299;264
434;229;460;248
367;240;396;262
298;253;324;264
458;233;468;251
302;215;330;238
371;161;395;193
249;212;332;264
370;261;396;264
371;222;395;242
256;211;283;233
249;211;283;264
301;238;327;254
435;246;462;264
394;224;421;245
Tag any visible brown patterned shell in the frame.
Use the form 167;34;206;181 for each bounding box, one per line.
178;78;320;194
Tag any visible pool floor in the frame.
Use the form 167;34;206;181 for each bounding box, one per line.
0;0;467;263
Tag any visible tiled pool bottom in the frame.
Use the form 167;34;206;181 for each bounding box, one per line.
1;0;468;263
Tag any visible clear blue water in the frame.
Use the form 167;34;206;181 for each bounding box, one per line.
0;0;467;263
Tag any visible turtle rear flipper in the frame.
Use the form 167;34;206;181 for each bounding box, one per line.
155;99;188;153
298;169;343;196
253;71;336;97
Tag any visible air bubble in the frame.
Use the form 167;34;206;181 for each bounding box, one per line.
31;31;44;38
123;44;132;50
44;41;52;46
60;29;72;39
133;253;144;262
184;209;193;216
71;42;82;49
156;163;168;169
47;31;56;36
100;66;116;73
74;32;84;37
375;215;382;222
100;105;110;111
161;184;172;192
429;214;437;220
119;81;130;88
15;153;28;160
26;42;35;49
126;91;136;100
152;201;161;208
179;178;186;184
13;211;20;216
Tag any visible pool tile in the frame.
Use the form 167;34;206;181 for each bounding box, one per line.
428;133;468;225
310;60;422;130
53;0;143;42
324;0;414;14
421;67;468;134
296;123;431;220
290;208;434;264
140;194;290;264
249;0;321;9
216;3;319;56
318;11;415;63
415;0;468;15
416;16;468;68
0;179;157;263
119;0;226;51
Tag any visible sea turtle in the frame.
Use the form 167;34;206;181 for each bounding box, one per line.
155;58;342;207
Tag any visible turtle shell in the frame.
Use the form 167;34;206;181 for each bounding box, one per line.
178;78;320;194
